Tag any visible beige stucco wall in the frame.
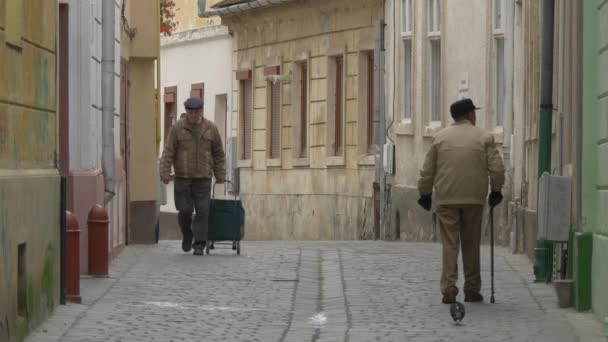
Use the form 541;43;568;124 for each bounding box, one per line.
223;0;383;240
173;0;221;32
0;0;60;340
121;0;160;204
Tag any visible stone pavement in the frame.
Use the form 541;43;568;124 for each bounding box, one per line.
26;241;604;342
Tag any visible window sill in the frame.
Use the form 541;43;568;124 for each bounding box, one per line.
238;159;253;168
266;159;281;168
358;154;375;166
395;119;414;136
293;158;310;168
326;156;345;167
491;127;504;144
423;122;443;137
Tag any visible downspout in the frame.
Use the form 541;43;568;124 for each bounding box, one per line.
157;0;162;154
533;0;555;282
102;0;116;204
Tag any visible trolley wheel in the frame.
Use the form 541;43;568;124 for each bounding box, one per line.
236;241;241;255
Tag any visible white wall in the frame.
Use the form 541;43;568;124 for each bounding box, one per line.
67;0;122;170
160;26;233;148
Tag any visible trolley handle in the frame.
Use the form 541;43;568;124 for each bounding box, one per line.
211;180;237;201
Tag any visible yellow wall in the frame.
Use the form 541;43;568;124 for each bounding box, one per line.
173;0;221;33
128;59;159;202
0;0;60;340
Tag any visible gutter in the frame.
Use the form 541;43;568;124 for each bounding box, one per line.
200;0;298;18
101;0;116;204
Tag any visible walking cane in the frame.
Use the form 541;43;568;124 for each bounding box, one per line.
490;206;495;304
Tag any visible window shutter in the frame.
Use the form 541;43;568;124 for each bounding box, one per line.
242;80;253;160
367;53;375;152
300;64;308;158
270;81;281;159
335;57;344;156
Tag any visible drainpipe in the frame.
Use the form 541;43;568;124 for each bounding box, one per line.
374;20;386;239
534;0;555;283
102;0;116;204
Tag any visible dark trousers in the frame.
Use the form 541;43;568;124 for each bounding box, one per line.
174;178;211;243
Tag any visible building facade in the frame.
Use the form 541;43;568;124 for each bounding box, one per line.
120;0;162;244
203;0;382;240
58;0;125;274
0;0;60;340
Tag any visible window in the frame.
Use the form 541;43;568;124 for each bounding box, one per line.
328;56;345;156
190;83;204;99
494;0;504;31
428;0;441;123
268;80;281;159
429;40;441;122
403;40;413;120
163;87;177;141
299;62;309;158
401;0;413;35
18;243;27;317
240;79;253;160
5;0;24;49
427;0;440;34
367;52;375;153
495;39;505;126
494;0;505;127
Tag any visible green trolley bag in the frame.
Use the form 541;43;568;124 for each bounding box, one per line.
207;181;245;255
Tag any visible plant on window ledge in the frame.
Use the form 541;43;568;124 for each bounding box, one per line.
160;0;179;36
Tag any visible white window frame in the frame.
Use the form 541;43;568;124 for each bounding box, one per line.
427;0;441;38
493;0;505;128
401;0;413;37
402;38;413;121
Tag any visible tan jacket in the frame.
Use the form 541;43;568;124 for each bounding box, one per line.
159;117;226;181
418;120;505;206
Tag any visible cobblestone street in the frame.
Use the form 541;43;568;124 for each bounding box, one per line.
26;241;603;342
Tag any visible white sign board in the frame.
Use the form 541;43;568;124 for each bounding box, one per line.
537;173;572;242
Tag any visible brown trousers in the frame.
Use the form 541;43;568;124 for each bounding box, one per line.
437;204;484;295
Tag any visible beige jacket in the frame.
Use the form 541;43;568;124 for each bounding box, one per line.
417;120;505;206
159;117;226;181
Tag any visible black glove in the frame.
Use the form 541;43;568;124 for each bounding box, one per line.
417;194;432;211
488;191;503;208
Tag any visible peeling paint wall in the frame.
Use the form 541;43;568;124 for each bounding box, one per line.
0;0;60;340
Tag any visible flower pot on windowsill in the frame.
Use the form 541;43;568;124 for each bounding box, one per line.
553;279;574;308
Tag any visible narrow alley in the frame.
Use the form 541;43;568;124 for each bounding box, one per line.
25;242;601;342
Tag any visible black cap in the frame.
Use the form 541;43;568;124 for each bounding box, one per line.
450;98;480;118
184;97;203;110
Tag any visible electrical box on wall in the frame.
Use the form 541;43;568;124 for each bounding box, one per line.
537;173;572;242
383;143;395;175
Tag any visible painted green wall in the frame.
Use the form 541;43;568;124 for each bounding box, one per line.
583;0;608;323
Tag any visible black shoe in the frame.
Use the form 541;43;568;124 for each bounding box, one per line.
442;296;456;304
181;229;193;252
441;286;458;304
464;291;484;303
192;241;206;256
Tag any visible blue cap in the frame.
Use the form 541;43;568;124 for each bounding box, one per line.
184;97;203;110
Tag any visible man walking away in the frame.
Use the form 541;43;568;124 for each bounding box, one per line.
417;98;505;304
160;97;226;255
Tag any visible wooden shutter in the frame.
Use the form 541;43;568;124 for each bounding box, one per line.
335;57;344;156
270;81;281;159
300;63;308;158
367;53;375;153
242;79;253;160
